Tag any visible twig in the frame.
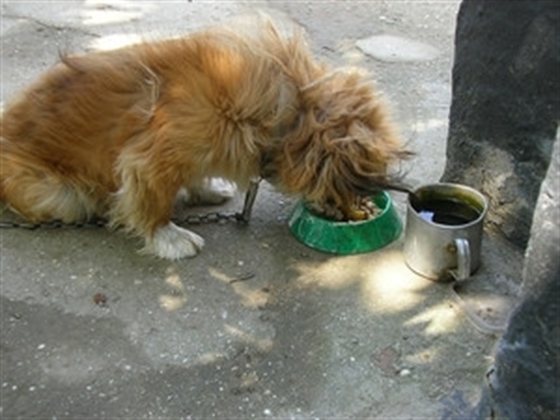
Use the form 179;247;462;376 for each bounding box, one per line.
229;273;255;284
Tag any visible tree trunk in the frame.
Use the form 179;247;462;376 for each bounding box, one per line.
441;0;560;249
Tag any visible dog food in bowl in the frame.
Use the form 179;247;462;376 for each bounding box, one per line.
288;191;402;254
307;197;383;222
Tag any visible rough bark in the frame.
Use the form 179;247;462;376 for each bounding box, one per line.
474;129;559;419
441;0;560;249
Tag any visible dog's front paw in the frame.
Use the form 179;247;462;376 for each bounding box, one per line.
143;223;205;260
184;178;236;205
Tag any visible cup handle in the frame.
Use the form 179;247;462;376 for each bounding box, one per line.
450;238;471;281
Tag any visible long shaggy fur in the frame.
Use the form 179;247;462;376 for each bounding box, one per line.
0;17;411;259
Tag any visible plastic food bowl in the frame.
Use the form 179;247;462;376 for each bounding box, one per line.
288;191;403;255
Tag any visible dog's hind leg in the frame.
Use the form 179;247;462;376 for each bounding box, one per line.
0;162;97;224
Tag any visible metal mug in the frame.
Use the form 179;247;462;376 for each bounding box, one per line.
403;183;488;282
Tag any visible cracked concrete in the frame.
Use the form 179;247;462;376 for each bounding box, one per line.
1;1;525;419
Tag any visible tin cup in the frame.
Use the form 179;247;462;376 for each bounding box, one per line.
403;183;488;282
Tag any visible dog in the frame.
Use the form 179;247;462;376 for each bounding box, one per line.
0;18;411;259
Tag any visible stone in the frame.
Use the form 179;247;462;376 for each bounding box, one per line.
440;0;560;249
474;120;560;420
356;35;440;62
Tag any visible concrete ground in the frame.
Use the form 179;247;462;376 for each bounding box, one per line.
1;1;525;419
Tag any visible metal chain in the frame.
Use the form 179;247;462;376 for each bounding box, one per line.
172;211;247;225
0;179;261;230
0;211;243;230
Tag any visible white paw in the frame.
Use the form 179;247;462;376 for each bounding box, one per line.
184;178;236;205
143;223;205;260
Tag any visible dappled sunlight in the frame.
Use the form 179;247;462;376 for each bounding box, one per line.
405;301;461;335
224;324;274;353
290;248;467;339
412;118;446;133
158;294;186;311
198;351;226;365
208;267;269;309
208;267;231;283
89;33;144;51
404;346;442;365
195;324;273;367
158;266;187;311
292;255;365;290
293;249;432;315
361;249;430;313
230;283;269;309
82;0;154;26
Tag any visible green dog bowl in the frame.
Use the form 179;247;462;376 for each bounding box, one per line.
288;191;402;255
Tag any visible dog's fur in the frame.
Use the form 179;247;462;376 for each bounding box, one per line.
0;18;410;259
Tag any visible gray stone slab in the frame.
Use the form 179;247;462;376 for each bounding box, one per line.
357;34;441;62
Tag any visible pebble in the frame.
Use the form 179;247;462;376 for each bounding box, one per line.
399;368;411;377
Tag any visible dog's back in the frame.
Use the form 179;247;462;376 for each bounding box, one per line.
0;20;316;224
0;46;156;220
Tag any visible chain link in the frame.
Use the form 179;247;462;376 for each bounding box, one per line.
173;211;248;225
0;211;247;230
0;218;106;230
0;179;260;231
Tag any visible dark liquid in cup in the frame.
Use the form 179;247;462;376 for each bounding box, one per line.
412;197;480;225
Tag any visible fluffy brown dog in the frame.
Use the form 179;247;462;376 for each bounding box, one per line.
0;18;410;259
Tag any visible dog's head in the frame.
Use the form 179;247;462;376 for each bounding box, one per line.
266;68;412;216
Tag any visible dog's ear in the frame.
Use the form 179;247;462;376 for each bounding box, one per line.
276;67;414;204
273;122;366;205
276;117;412;205
333;120;414;197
